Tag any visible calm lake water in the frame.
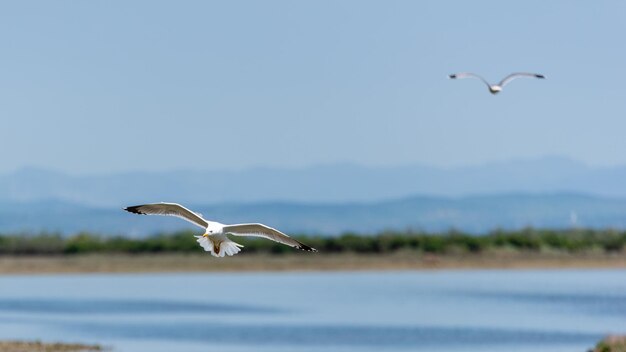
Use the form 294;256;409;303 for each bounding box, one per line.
0;270;625;351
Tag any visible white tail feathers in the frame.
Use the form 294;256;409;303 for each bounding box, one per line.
194;235;244;257
194;235;212;252
220;241;244;257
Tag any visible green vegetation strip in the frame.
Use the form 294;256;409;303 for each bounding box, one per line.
591;335;626;352
0;228;625;255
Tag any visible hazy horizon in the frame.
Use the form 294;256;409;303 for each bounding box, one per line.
0;154;613;176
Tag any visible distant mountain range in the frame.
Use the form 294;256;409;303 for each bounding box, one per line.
3;157;626;235
2;193;626;236
2;156;626;206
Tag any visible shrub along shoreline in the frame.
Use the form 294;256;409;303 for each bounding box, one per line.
1;228;625;256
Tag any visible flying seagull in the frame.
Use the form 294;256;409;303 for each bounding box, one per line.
124;202;317;257
448;72;545;94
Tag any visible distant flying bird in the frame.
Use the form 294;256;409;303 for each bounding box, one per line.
448;72;545;94
124;202;317;257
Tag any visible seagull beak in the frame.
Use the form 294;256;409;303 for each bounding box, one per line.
202;234;209;238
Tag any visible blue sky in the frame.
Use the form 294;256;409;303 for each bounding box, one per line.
1;1;625;174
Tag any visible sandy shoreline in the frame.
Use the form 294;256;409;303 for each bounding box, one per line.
0;251;625;274
0;340;102;351
1;336;623;352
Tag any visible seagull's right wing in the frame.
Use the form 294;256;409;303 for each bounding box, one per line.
124;202;208;229
448;72;491;89
498;73;545;87
223;223;317;252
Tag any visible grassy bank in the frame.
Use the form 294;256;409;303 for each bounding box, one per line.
1;228;626;256
591;335;626;352
1;228;625;273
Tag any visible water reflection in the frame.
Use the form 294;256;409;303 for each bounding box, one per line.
458;291;626;316
0;298;280;315
0;270;624;352
68;321;600;348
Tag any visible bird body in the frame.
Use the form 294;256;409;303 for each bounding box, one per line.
489;85;502;94
449;72;545;94
124;202;316;257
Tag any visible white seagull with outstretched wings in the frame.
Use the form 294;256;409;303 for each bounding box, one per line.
449;72;545;94
124;202;317;257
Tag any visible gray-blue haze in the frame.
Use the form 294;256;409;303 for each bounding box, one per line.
5;193;626;235
4;158;626;234
2;157;626;205
0;270;624;352
1;2;626;173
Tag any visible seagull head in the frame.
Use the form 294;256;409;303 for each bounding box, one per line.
203;222;222;236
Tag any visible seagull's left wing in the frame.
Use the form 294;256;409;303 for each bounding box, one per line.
223;223;317;252
448;72;491;89
124;202;209;229
498;73;545;87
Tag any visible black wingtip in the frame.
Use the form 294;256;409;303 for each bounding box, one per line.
124;205;145;215
448;74;457;79
536;74;545;79
297;242;318;252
